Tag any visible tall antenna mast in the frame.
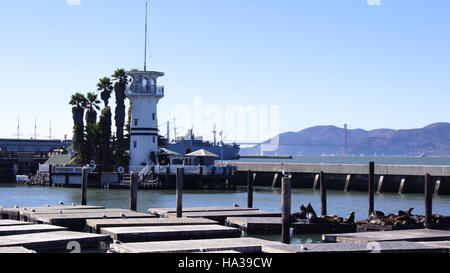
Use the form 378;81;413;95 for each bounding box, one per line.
17;115;20;139
34;117;37;140
49;121;52;139
144;1;148;71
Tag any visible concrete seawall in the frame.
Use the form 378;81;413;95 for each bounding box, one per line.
216;162;450;195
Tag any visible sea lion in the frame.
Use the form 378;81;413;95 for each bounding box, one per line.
344;212;355;224
369;211;384;220
298;205;308;219
405;208;414;216
306;203;317;219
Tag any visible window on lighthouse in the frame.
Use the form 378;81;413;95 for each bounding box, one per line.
134;119;138;126
153;136;155;143
133;141;137;148
152;113;155;120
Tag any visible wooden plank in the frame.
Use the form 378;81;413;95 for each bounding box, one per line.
0;247;35;253
262;241;449;253
0;231;109;251
149;206;258;217
0;220;34;227
101;225;241;242
0;224;67;236
86;217;218;233
32;211;158;231
166;210;281;225
323;228;450;243
416;241;450;249
1;205;105;220
110;237;283;253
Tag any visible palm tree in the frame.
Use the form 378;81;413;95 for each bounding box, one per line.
97;77;113;106
112;68;128;161
85;92;101;125
69;93;87;163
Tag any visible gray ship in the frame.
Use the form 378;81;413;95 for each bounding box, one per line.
163;128;240;160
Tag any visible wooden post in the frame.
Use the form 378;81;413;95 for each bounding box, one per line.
81;167;88;206
130;172;138;211
48;164;53;187
425;173;433;228
176;168;184;218
281;175;291;244
320;171;327;216
247;170;253;208
368;162;375;216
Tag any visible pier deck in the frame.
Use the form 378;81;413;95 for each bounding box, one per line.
101;224;241;242
262;241;449;253
226;217;356;234
21;208;146;221
86;217;218;233
149;206;258;217
0;220;34;226
0;231;109;251
323;229;450;243
30;211;157;231
0;247;34;253
110;237;283;253
1;205;105;220
166;210;281;225
0;224;67;236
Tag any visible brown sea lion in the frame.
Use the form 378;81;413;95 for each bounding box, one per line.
405;208;414;216
306;203;317;219
344;212;355;224
298;204;308;219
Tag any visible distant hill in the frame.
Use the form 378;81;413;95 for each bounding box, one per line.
240;122;450;157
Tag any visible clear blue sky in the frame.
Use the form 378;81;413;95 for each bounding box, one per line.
0;0;449;142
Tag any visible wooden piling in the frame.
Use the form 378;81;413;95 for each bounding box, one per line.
425;173;433;228
130;172;138;211
247;170;253;208
81;167;88;206
176;168;184;218
281;175;291;244
320;171;327;216
368;162;375;216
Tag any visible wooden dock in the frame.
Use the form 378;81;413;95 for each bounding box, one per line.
166;210;281;225
0;231;109;251
262;241;450;253
110;237;284;253
101;225;241;242
19;208;133;221
31;211;158;231
323;228;450;243
0;224;67;236
0;205;105;220
149;206;258;217
0;220;34;226
86;217;218;233
226;217;356;235
0;247;35;253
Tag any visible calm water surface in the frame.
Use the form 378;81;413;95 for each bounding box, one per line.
1;183;449;244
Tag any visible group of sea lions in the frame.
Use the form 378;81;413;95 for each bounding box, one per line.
356;208;450;229
291;203;355;225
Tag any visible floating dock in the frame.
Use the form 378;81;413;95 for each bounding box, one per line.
226;217;356;235
86;217;218;233
262;241;449;253
0;231;109;251
166;210;281;225
101;224;241;242
0;205;105;220
0;220;34;226
110;237;283;253
149;206;258;217
0;224;66;236
323;228;450;243
0;247;35;253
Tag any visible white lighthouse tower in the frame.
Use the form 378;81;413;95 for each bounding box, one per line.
126;2;164;172
126;71;164;172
